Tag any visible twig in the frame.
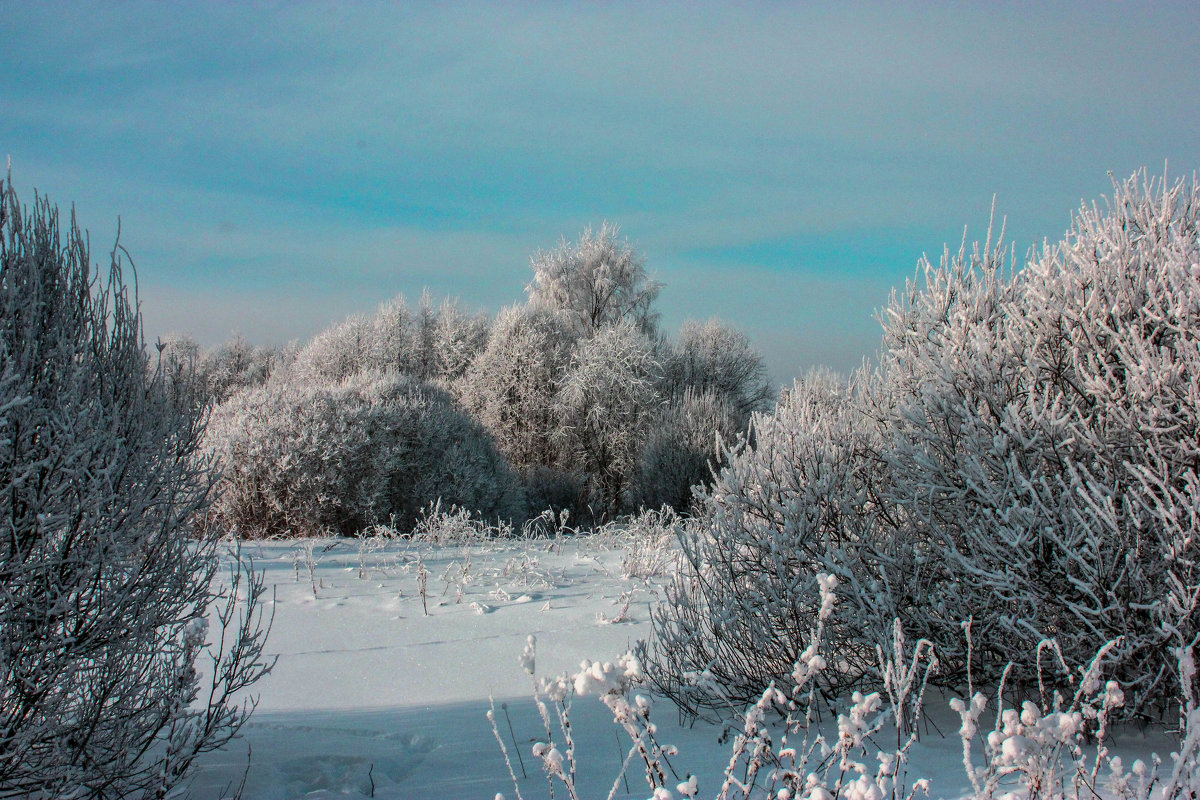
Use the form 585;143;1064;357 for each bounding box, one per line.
503;702;528;779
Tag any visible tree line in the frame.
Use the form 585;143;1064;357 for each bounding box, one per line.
161;222;772;536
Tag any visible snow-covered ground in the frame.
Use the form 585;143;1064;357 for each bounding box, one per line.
188;534;1179;800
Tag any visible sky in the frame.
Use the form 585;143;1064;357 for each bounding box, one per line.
3;2;1198;383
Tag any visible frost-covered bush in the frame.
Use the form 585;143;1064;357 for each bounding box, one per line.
0;178;271;796
501;577;938;800
645;371;898;714
409;501;515;545
526;222;662;337
615;506;684;581
629;387;743;513
206;371;523;537
876;171;1200;712
649;170;1200;719
503;584;1200;800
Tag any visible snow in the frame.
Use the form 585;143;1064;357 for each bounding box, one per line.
187;536;1180;800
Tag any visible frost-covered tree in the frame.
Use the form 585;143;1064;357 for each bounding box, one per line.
201;333;280;403
458;305;576;477
288;311;377;384
206;371;524;536
287;293;490;387
155;331;204;408
660;318;772;420
526;222;662;337
629;387;743;513
555;321;661;517
431;295;491;382
0;178;271;796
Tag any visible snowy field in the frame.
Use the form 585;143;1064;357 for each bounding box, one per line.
187;534;1178;800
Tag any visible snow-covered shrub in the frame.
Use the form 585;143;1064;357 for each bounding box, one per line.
0;178;271;796
646;371;899;715
617;506;684;581
630;387;743;513
503;590;1200;800
499;577;939;800
650;171;1200;719
876;171;1200;712
555;320;662;517
206;371;524;537
526;222;662;337
410;501;515;545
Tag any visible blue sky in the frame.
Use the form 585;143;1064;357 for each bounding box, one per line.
3;2;1198;382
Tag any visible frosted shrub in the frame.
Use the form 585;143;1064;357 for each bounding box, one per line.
646;371;898;715
650;170;1200;719
618;507;685;582
499;581;1200;800
950;631;1200;800
206;371;523;537
0;177;271;796
876;171;1200;711
497;577;938;800
411;501;515;545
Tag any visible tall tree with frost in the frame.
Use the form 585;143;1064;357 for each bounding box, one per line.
629;387;744;513
526;222;662;337
0;177;272;797
287;292;489;387
555;321;661;517
458;305;576;477
660;318;773;420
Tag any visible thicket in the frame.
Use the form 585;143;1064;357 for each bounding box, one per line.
647;170;1200;720
0;177;271;796
202;223;771;535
